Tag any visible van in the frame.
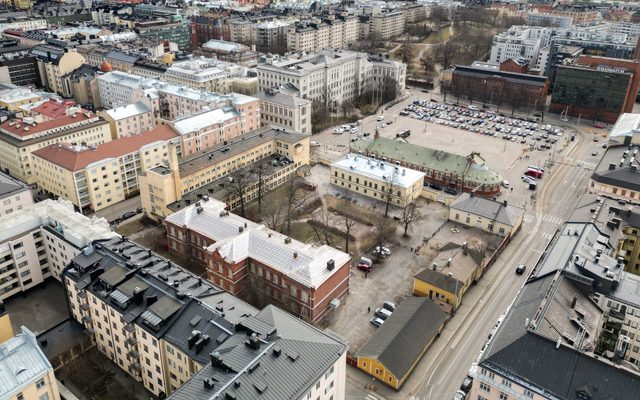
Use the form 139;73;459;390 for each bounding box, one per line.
359;256;373;266
501;180;510;189
375;308;393;320
524;169;543;179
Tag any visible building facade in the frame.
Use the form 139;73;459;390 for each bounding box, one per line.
0;199;115;299
330;154;425;208
0;109;112;184
32;126;178;212
287;15;358;53
99;101;156;139
29;45;86;96
256;88;312;135
0;326;61;400
165;198;351;323
163;58;233;94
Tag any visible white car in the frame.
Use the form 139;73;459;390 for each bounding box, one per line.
333;128;343;134
377;115;385;121
373;246;391;257
350;127;359;133
453;390;467;400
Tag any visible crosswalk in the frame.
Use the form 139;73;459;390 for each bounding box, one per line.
365;393;386;400
566;157;597;170
541;232;555;242
524;213;564;226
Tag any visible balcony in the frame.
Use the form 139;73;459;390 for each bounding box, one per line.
125;337;138;346
127;349;140;358
80;303;90;311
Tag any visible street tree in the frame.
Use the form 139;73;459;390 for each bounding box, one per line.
284;178;316;234
433;41;458;70
252;159;270;213
401;202;420;237
227;169;250;217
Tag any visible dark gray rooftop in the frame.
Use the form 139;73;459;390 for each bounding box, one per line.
592;144;640;192
356;297;448;383
0;171;29;199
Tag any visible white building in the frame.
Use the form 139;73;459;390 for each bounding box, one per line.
489;26;548;65
526;11;573;28
0;199;116;300
257;50;406;107
97;71;149;109
0;18;47;32
99;101;156;139
607;21;640;39
287;15;358;53
256;87;312;135
0;326;61;400
163;57;238;94
0;171;33;217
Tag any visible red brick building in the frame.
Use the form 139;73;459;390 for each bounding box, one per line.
165;198;351;324
500;58;529;74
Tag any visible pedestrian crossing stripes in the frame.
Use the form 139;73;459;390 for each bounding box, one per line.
575;160;597;170
365;393;385;400
542;214;563;225
541;232;555;242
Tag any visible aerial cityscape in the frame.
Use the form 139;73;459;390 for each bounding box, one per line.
0;0;640;399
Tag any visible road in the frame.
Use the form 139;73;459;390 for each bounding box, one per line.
335;88;603;400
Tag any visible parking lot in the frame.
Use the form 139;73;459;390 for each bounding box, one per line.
311;94;582;210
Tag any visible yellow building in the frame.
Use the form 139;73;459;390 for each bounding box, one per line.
32;125;178;212
0;87;41;112
0;326;61;400
449;193;524;237
140;127;310;221
356;297;448;390
413;241;485;309
0;301;12;343
330;153;425;208
29;45;86;96
0;110;111;184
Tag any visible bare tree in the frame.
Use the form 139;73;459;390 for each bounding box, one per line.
227;169;250;217
263;202;285;231
429;5;449;27
382;76;399;103
372;202;392;262
284;178;315;234
310;208;333;246
383;167;399;217
336;198;356;253
433;41;458;69
400;202;420;237
252;159;269;213
400;36;413;64
311;97;329;133
420;56;433;77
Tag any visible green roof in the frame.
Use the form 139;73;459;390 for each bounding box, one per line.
350;138;502;185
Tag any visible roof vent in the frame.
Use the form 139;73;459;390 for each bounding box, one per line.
293;252;298;259
284;237;292;244
203;378;215;389
239;226;244;233
272;346;281;357
197;206;204;214
327;259;335;271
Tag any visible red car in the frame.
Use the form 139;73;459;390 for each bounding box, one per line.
357;263;372;272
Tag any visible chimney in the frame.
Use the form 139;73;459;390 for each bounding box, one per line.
211;351;223;367
462;242;468;256
247;333;260;350
503;200;508;207
432;262;437;271
556;337;562;349
571;294;578;309
145;294;157;306
327;259;335;271
133;287;144;304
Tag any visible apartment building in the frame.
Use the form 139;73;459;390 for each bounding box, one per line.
369;11;405;40
526;11;573;28
170;98;260;157
0;326;61;400
64;236;347;398
28;45;86;96
489;26;547;65
135;16;191;51
331;153;425;208
0;86;41;112
228;19;256;46
61;64;103;110
370;55;407;93
256;87;312;134
0;171;33;217
163;58;233;94
165;197;351;323
140;127;310;220
99;101;156;139
255;20;289;53
167;304;347;400
0;199;115;299
32;125;179;212
287;15;358;53
257;50;373;107
0;109;112;184
468;220;640;399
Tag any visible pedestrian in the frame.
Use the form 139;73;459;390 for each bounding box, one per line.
365;271;368;279
368;306;371;313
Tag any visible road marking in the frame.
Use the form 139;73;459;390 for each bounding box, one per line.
365;394;385;400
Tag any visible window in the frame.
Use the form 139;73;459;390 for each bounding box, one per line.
36;378;45;389
524;389;534;398
499;393;508;400
478;397;487;400
480;382;491;392
17;394;24;400
39;394;49;400
501;379;511;388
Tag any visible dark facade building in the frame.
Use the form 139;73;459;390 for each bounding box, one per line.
0;39;39;87
192;16;231;45
550;63;634;123
450;65;548;113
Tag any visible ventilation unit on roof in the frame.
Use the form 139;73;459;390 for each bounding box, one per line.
327;259;335;271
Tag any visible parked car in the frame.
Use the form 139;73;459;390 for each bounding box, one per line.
373;246;391;257
370;317;384;327
333;128;343;134
593;136;599;142
121;211;136;220
460;377;473;392
444;188;458;196
350;127;359;133
516;264;527;274
383;301;396;312
501;180;510;189
592;151;598;157
375;308;393;320
377;115;385;121
357;263;372;272
430;183;443;190
454;390;467;400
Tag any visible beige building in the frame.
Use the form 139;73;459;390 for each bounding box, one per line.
140;127;310;221
0;86;42;112
99;101;156;139
0;198;115;299
449;193;524;237
61;64;103;109
0;326;61;400
0;109;111;184
29;45;86;96
287;15;358;53
32;125;179;212
228;19;256;45
256;87;312;135
163;58;234;94
330;153;425;208
369;11;406;40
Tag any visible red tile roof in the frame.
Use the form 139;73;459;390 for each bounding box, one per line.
31;99;76;119
32;125;178;172
0;111;95;138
